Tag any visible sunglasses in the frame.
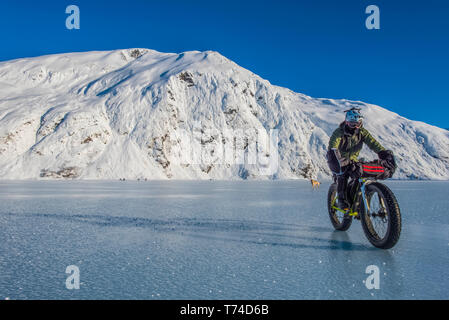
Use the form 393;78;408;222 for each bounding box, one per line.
346;120;362;129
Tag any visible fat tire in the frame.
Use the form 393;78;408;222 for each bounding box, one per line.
361;182;401;249
327;183;352;231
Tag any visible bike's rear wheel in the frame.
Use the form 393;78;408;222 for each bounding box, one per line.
327;183;352;231
360;182;401;249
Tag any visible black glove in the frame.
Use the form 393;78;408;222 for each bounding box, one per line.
348;161;363;179
378;150;397;172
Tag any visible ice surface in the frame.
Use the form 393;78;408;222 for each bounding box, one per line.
0;180;448;299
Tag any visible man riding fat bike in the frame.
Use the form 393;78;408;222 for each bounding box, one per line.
326;107;397;210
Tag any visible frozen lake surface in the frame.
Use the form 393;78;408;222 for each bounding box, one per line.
0;180;448;300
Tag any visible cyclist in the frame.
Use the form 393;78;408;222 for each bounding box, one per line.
326;107;395;210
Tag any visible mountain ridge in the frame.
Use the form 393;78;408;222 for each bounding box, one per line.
0;48;448;180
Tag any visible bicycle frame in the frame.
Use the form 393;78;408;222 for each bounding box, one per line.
331;178;372;218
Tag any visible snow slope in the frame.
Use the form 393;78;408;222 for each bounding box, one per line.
0;48;448;180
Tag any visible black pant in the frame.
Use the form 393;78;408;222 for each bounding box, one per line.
327;149;350;202
336;173;349;202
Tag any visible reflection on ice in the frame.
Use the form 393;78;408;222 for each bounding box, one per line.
0;180;448;299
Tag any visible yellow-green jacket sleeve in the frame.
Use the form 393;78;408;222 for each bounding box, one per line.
362;129;385;154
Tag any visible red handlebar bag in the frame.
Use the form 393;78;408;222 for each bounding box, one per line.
360;161;391;179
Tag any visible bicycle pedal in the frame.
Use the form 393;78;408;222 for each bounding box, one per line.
350;212;361;220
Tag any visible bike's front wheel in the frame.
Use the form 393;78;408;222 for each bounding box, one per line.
327;183;352;231
360;182;401;249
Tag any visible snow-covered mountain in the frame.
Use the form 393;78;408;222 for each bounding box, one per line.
0;48;448;180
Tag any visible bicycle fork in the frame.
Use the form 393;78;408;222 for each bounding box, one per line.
360;178;370;215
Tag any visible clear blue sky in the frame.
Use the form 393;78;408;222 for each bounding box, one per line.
1;0;448;128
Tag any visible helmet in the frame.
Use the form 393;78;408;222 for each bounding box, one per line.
345;107;363;129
